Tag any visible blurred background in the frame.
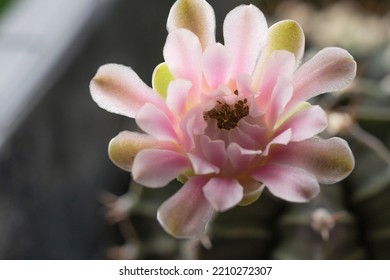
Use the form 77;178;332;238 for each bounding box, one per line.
0;0;389;259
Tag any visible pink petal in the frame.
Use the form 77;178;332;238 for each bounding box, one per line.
263;129;292;156
252;21;305;90
227;143;259;174
203;178;244;211
201;43;232;88
236;73;257;98
238;120;267;146
167;0;216;49
166;79;192;117
251;163;320;202
136;103;178;142
276;105;327;142
90;63;165;118
157;176;214;238
228;126;257;150
132;149;190;188
256;50;295;110
188;153;220;175
288;47;357;110
271;137;355;184
108;131;159;172
163;29;202;95
199;135;227;169
267;76;293;127
180;107;208;150
223;4;267;75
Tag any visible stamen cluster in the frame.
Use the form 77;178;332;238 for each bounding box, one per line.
203;97;249;130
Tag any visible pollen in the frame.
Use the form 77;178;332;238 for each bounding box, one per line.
203;98;249;130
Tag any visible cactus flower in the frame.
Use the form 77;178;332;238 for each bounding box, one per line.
90;0;356;238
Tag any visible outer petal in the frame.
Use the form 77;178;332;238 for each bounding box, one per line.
167;0;216;49
157;176;214;238
271;137;355;184
223;4;267;76
239;179;264;206
152;62;175;99
136;103;177;142
251;163;320;202
90;63;164;118
252;20;304;89
203;178;244;212
163;29;202;96
288;47;357;110
132;149;190;188
108;131;160;171
276;105;328;142
201;43;232;88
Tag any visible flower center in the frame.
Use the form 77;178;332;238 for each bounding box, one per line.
203;98;249;130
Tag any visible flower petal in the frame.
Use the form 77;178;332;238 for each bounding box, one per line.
167;0;216;49
251;163;320;202
201;43;232;88
223;4;267;75
252;20;304;89
152;62;175;99
132;149;190;188
166;79;191;117
265;20;305;60
238;120;267;146
188;153;220;175
228;126;258;150
108;131;160;171
203;178;244;212
239;179;264;206
136;103;177;142
157;176;214;238
163;28;202;96
276;105;328;142
267;76;293;127
271;137;355;184
263;129;291;156
227;142;259;174
180;107;208;150
90;63;165;118
255;50;295;108
199;135;227;169
288;47;357;110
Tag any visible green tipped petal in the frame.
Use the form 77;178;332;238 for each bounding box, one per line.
108;131;159;171
240;185;265;206
252;20;305;90
273;137;355;185
167;0;216;49
152;63;175;99
264;20;305;61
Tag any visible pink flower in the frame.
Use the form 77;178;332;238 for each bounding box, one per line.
90;0;356;238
